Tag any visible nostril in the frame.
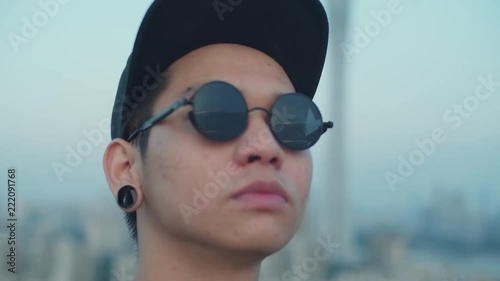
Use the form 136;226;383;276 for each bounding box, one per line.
248;155;260;163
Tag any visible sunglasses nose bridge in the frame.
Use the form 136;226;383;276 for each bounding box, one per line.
247;107;272;116
246;107;273;131
244;107;279;144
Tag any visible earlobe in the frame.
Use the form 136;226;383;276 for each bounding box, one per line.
103;138;143;209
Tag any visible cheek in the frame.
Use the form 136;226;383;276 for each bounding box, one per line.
142;136;197;214
290;152;313;201
148;139;186;181
142;134;224;220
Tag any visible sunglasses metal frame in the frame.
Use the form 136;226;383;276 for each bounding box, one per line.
126;81;334;149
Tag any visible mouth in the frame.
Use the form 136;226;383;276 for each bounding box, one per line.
231;180;289;210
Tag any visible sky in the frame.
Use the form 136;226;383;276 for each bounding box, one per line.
0;0;499;225
343;0;500;222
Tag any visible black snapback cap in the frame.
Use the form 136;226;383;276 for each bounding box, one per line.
111;0;329;140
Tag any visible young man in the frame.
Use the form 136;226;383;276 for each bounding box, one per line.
103;0;332;280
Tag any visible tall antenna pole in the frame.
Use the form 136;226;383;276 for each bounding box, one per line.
315;0;352;265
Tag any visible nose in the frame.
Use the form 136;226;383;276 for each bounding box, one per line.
233;110;285;170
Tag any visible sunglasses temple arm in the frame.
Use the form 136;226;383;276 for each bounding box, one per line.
127;98;189;142
322;121;334;133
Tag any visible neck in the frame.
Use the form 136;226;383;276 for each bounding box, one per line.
134;219;264;281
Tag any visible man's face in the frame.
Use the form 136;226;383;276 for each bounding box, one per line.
138;43;313;255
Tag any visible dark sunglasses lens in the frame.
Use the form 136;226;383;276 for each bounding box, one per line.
190;81;247;141
270;93;324;150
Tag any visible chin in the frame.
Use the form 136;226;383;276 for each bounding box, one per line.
230;218;298;255
243;235;293;258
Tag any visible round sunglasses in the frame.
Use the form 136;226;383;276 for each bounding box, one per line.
127;81;333;150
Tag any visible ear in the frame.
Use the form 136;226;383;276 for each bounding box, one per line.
103;138;143;201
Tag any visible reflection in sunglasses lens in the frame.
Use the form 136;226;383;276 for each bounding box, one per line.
271;94;323;150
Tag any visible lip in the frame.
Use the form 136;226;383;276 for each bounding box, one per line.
231;180;289;210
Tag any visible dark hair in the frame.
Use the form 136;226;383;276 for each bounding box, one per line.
122;70;171;243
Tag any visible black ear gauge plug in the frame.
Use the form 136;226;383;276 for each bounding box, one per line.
116;185;137;209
